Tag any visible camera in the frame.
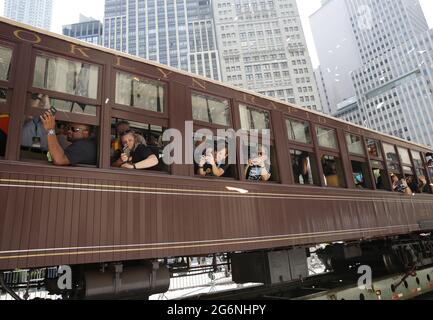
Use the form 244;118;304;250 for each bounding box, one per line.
48;106;57;116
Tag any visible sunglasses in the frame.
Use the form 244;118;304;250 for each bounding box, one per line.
68;127;85;133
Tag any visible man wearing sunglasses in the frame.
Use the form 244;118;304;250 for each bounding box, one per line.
41;110;97;166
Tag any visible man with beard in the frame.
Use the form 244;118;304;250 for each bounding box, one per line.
40;110;97;166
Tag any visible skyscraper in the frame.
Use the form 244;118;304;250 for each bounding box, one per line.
104;0;221;80
4;0;53;30
310;0;433;146
63;15;103;45
212;0;321;110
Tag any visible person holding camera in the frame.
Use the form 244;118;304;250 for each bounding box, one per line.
40;110;97;166
391;174;412;195
198;143;233;178
245;145;271;181
111;130;158;170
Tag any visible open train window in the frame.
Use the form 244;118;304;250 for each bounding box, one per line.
290;149;320;186
351;160;373;189
110;118;168;172
371;163;390;191
0;114;9;157
241;140;278;182
20;93;99;164
410;151;430;193
193;133;236;179
322;155;345;188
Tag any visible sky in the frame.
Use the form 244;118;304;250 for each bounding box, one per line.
0;0;432;68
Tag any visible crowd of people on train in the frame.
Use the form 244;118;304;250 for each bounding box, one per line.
1;93;432;193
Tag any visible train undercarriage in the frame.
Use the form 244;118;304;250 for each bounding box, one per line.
1;232;432;300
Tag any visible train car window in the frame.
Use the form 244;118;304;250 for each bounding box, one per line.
351;161;373;189
322;155;345;188
110;118;168;172
239;104;270;131
20;94;99;164
366;139;382;158
241;141;278;182
411;151;429;192
346;134;365;156
193;133;236;179
427;153;433;192
398;148;411;166
290;149;320;185
372;166;390;191
0;45;12;81
411;151;423;169
383;143;400;172
0;114;9;157
316;126;338;150
33;54;99;99
0;88;6;104
115;71;165;113
286;118;311;144
191;92;231;126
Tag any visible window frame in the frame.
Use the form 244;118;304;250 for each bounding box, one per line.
0;40;17;113
285;116;313;147
314;123;340;153
345;132;366;157
109;115;170;175
112;68;169;119
382;142;402;175
29;49;103;107
238;102;273;138
365;138;383;161
190;89;233;130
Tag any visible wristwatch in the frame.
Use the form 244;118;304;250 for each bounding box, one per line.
47;129;56;136
133;164;137;169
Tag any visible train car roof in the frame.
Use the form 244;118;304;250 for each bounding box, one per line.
1;16;431;152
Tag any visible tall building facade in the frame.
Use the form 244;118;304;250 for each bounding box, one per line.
103;0;221;80
212;0;321;110
310;0;433;146
63;15;103;45
310;0;363;115
4;0;53;30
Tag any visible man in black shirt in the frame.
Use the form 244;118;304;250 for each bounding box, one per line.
41;111;97;166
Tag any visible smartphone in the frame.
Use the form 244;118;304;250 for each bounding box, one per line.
123;145;131;158
49;106;57;116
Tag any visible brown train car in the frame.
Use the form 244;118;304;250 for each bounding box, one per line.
0;17;433;298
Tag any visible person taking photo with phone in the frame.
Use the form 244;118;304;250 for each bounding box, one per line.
111;130;158;170
40;110;97;166
245;145;271;181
